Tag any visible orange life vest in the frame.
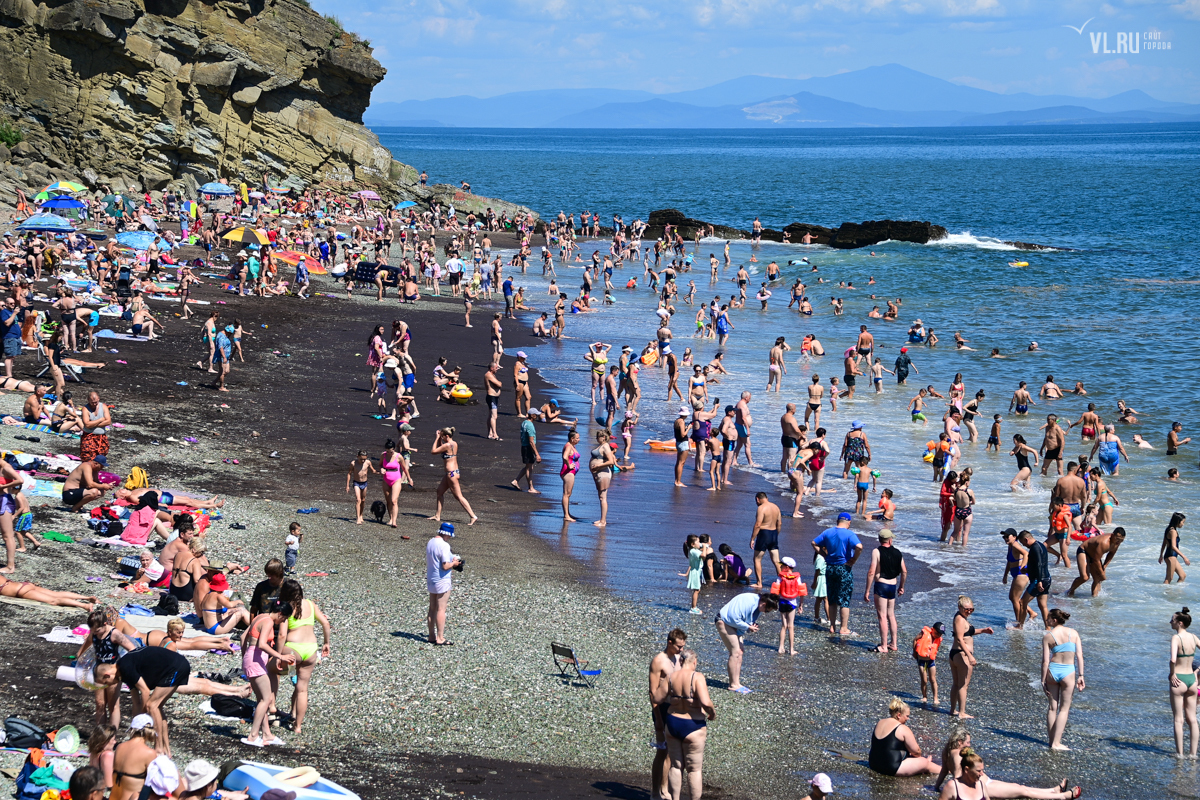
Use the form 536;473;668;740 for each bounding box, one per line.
912;626;942;660
771;570;808;600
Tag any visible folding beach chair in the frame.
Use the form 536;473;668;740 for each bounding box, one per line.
551;641;601;688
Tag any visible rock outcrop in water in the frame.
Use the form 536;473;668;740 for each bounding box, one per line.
646;209;948;249
0;0;537;221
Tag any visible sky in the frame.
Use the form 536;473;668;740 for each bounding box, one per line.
310;0;1200;104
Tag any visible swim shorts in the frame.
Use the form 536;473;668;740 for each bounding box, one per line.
827;563;854;608
1068;503;1081;517
62;487;84;506
521;445;537;465
1024;578;1052;598
753;529;779;552
1045;447;1061;461
844;374;856;387
735;423;749;438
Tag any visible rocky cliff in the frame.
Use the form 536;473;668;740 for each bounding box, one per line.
0;0;410;199
646;209;949;249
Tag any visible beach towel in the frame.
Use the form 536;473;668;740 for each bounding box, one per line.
38;626;86;645
21;423;80;439
119;506;157;546
94;330;149;341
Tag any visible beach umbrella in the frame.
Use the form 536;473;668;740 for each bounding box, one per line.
140;215;158;232
271;250;308;266
40;195;85;210
221;226;269;244
267;185;290;193
17;213;74;233
353;190;381;201
44;181;86;194
249;191;266;199
115;231;170;251
200;182;235;196
394;200;416;210
33;191;51;202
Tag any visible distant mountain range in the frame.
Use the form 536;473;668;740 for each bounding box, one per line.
364;64;1200;129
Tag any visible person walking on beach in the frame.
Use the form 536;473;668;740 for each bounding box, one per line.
346;450;377;525
749;492;782;589
714;591;779;693
1067;528;1125;597
1001;528;1031;624
589;430;617;527
1168;607;1199;759
1019;529;1053;627
733;392;757;468
649;629;687;799
429;427;478;525
240;599;294;747
663;647;715;800
812;513;862;636
864;530;906;653
1039;415;1066;477
1160;512;1189;584
1042;608;1084;750
512;416;540;494
485;361;503;440
426;522;462;647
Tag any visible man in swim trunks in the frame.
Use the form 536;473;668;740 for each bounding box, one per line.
842;349;862;400
719;405;738;486
780;403;803;472
812;513;862;636
1167;422;1191;456
1039;414;1066;477
750;492;783;588
62;455;116;513
1067;402;1102;441
1050;462;1087;528
856;325;874;364
648;629;686;798
1067;528;1126;598
1009;381;1034;415
733;391;757;468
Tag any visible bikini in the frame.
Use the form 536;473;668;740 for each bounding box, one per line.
286;599;319;661
443;448;460;479
949;616;975;662
664;672;706;740
1176;634;1198;689
1047;629;1077;682
1006;546;1027;580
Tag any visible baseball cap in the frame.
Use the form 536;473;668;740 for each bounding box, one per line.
932;621;946;635
145;756;179;798
811;773;833;793
1000;527;1018;538
439;522;455;538
129;714;154;730
516;351;527;358
878;529;894;540
93;455;107;467
182;759;219;792
399;422;415;432
781;556;797;568
900;346;908;352
225;324;235;333
837;512;852;521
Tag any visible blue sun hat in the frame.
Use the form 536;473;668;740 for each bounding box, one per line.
439;522;455;538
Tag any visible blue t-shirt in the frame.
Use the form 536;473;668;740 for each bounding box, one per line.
503;279;514;298
1;308;24;339
213;331;233;361
519;418;535;447
812;526;862;566
718;592;762;633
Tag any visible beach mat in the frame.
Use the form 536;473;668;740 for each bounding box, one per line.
21;423;81;439
94;330;149;341
0;596;76;613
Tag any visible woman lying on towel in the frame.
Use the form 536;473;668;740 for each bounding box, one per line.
115;487;225;511
0;574;97;609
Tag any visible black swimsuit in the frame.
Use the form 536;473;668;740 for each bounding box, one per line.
868;722;910;776
169;557;197;602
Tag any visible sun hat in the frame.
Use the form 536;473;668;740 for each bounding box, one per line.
182;759;219;792
145;756;179;797
549;399;559;407
850;420;863;430
130;714;154;730
439;522;455;538
811;773;833;793
516;351;527;358
207;572;230;592
878;529;895;540
678;406;690;416
781;556;797;568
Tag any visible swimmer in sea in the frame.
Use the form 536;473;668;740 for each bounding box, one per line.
1040;375;1064;399
767;337;789;393
990;348;1004;358
1067;403;1102;442
1071;381;1087;395
1009;381;1034;415
871;359;894;393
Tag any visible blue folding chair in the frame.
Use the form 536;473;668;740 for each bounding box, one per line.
551;641;601;688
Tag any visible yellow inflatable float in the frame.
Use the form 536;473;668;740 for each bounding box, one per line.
450;383;473;405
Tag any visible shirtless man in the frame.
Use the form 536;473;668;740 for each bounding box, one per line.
842;349;861;400
780;404;803;472
62;456;116;513
767;337;788;393
346;450;377;524
855;325;874;365
733;392;757;468
1067;528;1126;598
1039;375;1064;399
1068;403;1102;441
649;629;687;800
1009;381;1035;415
157;525;194;580
750;492;783;588
22;386;48;424
718;406;738;486
1166;422;1191;456
1039;414;1066;477
1051;462;1088;528
805;374;824;429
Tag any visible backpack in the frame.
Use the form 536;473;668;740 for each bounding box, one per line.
912;627;942;661
125;466;150;490
211;695;256;719
4;717;46;749
153;593;179;616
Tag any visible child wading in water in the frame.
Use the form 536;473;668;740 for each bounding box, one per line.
773;556;806;655
812;550;829;626
912;621;944;705
681;535;704;615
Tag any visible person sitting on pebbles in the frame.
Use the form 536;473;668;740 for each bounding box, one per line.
197;569;251;636
62;455;117;513
529;399;576;425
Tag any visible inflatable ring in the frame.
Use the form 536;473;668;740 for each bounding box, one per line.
449;383;473;405
275;767;321;788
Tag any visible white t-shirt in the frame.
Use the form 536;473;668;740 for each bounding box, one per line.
426;536;455;593
285;533;300;552
445;258;464;275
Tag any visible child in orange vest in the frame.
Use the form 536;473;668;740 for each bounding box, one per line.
912;621;945;705
772;556;808;656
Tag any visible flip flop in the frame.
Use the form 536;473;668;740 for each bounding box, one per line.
732;686;753;694
433;641;455;647
239;737;264;747
85;577;103;583
264;737;287;747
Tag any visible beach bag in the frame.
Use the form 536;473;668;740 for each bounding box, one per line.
153;594;179;616
125;466;149;490
4;717;46;749
211;695;256;719
117;555;141;577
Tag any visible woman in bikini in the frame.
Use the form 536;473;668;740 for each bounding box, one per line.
241;599;295;747
1169;606;1200;758
663;648;715;800
109;723;158;800
950;476;975;546
939;748;1079;800
560;429;581;522
144;616;233;653
1042;609;1085;750
1160;512;1189;585
429;427;477;525
936;729;1078;798
276;579;332;735
1089;468;1118;525
380;439;411;528
0;574;96;609
589;430;617;528
949;596;994;720
512;352;532;418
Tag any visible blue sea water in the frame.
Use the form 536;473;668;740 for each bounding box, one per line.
375;125;1200;793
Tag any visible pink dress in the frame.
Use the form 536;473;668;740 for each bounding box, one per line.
367;335;384;368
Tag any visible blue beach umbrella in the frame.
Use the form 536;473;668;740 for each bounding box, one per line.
17;213;74;233
200;182;235;196
394;200;417;210
40;195;86;210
